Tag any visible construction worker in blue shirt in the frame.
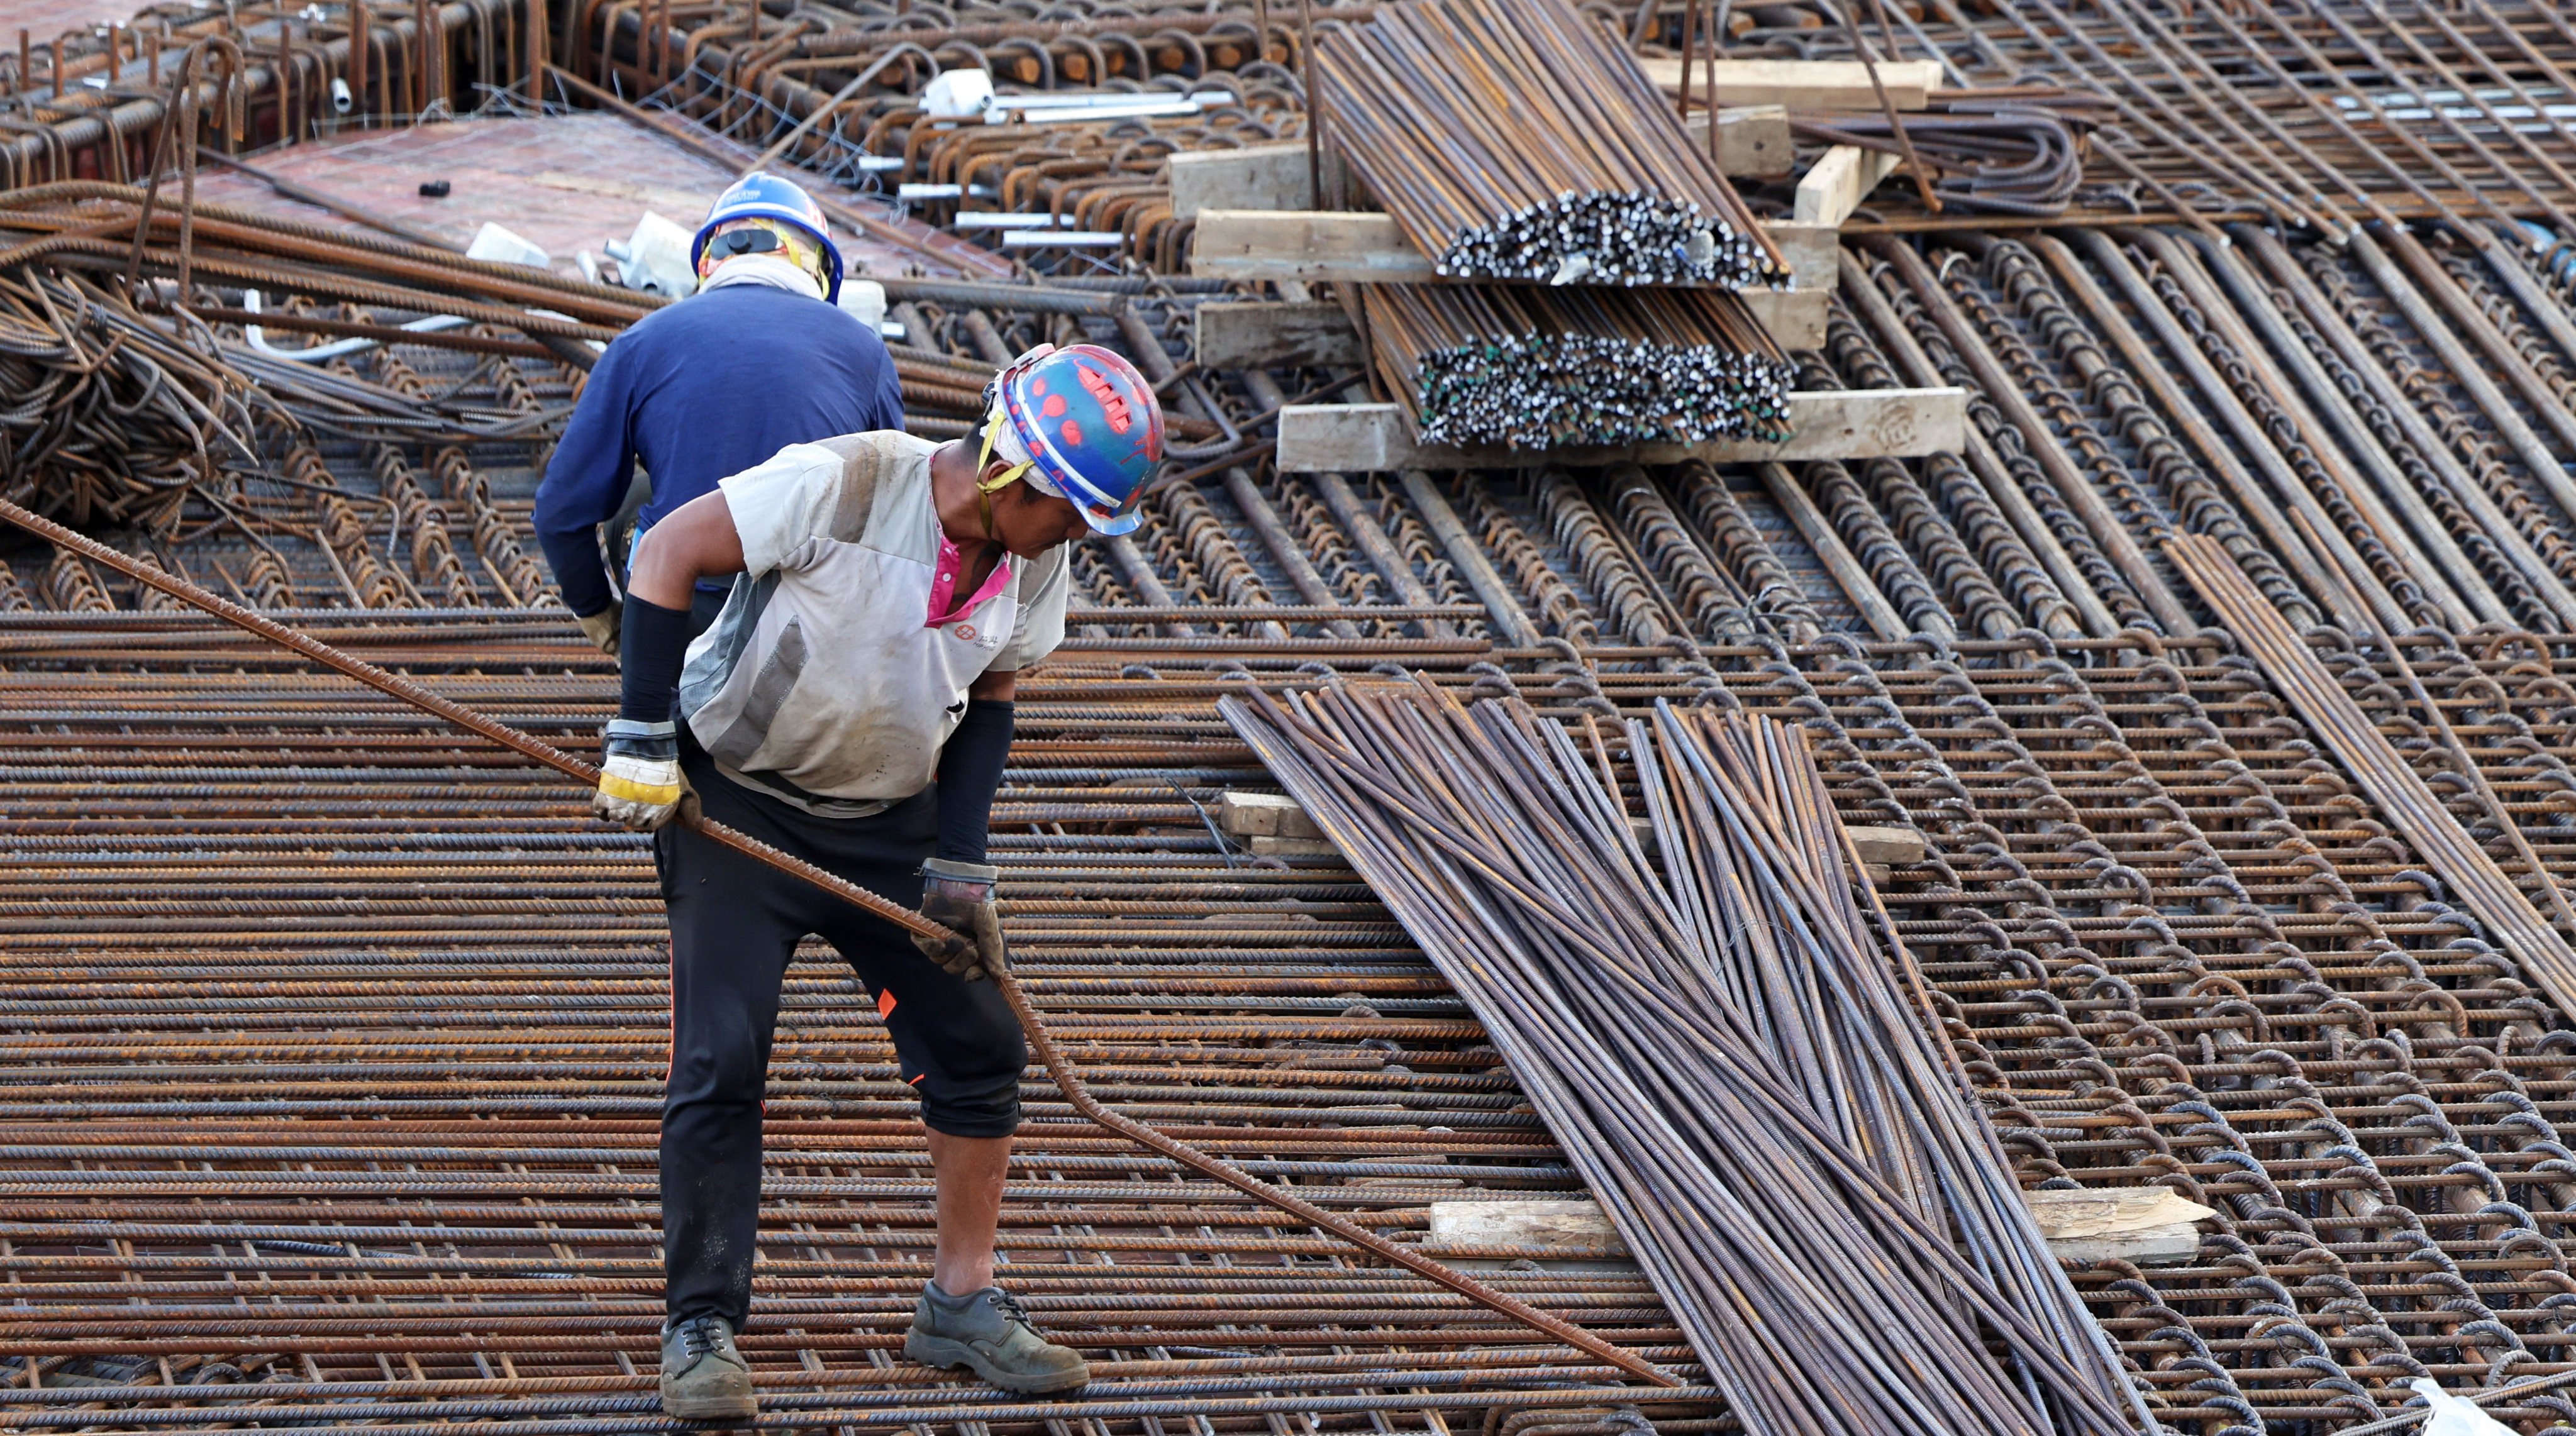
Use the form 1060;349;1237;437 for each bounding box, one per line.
534;172;902;651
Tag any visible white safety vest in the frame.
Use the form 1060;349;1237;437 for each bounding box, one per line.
677;431;1070;817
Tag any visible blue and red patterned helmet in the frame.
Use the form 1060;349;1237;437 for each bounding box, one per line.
981;344;1163;536
691;172;843;302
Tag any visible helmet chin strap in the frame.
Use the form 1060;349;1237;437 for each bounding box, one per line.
973;409;1035;541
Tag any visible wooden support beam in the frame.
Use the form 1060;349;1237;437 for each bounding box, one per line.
2022;1188;2217;1267
1192;210;1840;294
1167;141;1350;220
1638;57;1941;109
1274;390;1967;473
1429;1201;1629;1257
1192;210;1433;282
1685;103;1793;177
1843;825;1926;866
1794;145;1904;228
1195;301;1368;370
1218;791;1326;841
1194;292;1829;367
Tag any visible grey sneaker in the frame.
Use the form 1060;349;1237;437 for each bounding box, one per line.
660;1314;756;1420
905;1283;1089;1393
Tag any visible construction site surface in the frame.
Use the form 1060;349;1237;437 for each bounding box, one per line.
11;0;2576;1433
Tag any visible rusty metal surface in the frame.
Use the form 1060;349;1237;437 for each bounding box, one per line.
13;4;2576;1429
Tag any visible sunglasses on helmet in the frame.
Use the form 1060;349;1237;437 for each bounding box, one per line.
704;228;789;261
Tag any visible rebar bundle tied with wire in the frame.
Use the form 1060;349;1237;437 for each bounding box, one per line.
1362;284;1794;450
1224;683;2156;1436
1316;0;1782;287
1792;92;2099;218
0;265;287;534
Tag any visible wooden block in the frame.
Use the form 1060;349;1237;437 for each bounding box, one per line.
1766;221;1840;292
1428;1200;1629;1256
1168;141;1348;220
1250;836;1340;857
1192;210;1434;282
1196;301;1368;370
1275;389;1967;472
1843;824;1926;866
1193;209;1838;295
2023;1188;2217;1267
1793;145;1904;228
1639;57;1942;110
1218;790;1324;841
1684;104;1794;177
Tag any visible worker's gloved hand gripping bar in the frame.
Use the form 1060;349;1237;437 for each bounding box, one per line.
589;595;697;831
0;495;1676;1391
914;698;1013;978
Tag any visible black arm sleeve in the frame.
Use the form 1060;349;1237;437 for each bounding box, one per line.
934;699;1015;864
618;595;694;723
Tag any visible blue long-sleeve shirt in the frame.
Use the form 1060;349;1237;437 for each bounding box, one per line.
534;283;906;617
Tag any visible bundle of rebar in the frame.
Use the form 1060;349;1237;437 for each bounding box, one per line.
1361;284;1792;450
1316;0;1779;287
0;265;284;533
1223;682;2150;1436
2169;531;2576;1017
1791;105;2091;217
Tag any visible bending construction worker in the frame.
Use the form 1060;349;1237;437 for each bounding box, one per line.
589;343;1166;1418
535;172;901;651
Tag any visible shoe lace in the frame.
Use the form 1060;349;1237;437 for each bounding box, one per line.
676;1318;726;1359
986;1291;1036;1328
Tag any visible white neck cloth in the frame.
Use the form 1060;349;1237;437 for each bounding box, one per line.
699;253;823;301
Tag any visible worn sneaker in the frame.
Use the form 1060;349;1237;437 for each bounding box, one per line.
660;1314;757;1420
905;1283;1090;1393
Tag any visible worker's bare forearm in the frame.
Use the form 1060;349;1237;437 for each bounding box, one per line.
627;491;747;609
969;670;1018;702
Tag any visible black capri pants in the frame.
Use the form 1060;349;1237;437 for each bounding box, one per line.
655;740;1026;1330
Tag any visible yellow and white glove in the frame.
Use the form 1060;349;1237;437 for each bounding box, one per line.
593;718;685;831
575;598;623;657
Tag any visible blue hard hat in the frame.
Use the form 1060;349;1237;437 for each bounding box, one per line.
692;172;843;303
986;345;1164;536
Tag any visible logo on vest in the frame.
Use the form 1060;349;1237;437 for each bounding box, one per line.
954;623;977;643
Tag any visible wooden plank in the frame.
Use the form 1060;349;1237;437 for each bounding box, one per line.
1167;141;1348;220
1745;289;1828;348
1843;825;1926;866
1767;221;1839;291
1195;301;1368;370
1218;791;1325;840
1275;389;1967;472
1192;209;1435;282
2023;1188;2216;1267
1685;103;1794;176
1428;1201;1629;1257
1639;57;1941;109
1194;209;1837;294
1794;145;1904;227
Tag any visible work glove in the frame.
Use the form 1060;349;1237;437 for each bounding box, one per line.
575;597;623;657
913;858;1002;981
593;718;688;831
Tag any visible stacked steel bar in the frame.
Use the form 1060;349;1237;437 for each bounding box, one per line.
1796;0;2576;226
0;611;1704;1430
1223;683;2143;1436
1316;0;1779;287
1360;284;1793;450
